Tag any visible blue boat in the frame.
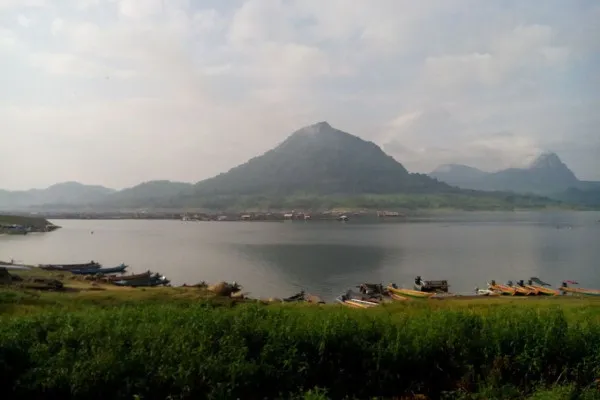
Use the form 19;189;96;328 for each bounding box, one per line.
71;264;128;275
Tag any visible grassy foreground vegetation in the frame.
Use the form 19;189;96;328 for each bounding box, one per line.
2;284;600;399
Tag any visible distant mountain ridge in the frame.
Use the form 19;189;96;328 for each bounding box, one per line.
0;181;192;210
1;123;596;211
430;152;581;194
0;182;116;210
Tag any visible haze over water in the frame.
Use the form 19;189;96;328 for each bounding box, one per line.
1;212;599;301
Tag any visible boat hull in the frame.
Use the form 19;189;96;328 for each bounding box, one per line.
387;286;434;299
561;287;600;296
390;293;410;301
530;285;560;296
107;271;152;281
71;264;128;275
40;262;101;271
336;296;379;308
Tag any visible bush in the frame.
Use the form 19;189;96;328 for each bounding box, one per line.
1;304;600;399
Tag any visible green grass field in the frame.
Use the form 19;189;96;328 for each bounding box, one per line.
2;274;600;399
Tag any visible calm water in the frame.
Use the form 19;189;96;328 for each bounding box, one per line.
1;212;599;300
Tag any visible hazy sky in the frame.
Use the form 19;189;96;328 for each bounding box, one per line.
1;0;599;190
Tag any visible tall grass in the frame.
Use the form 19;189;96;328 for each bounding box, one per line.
1;303;600;399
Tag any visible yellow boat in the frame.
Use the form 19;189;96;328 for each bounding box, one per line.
389;293;410;301
527;278;560;296
528;284;560;296
488;281;517;295
387;285;435;299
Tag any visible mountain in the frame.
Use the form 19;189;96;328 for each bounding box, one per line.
429;152;582;195
430;164;488;188
103;181;194;208
0;124;582;211
0;182;115;210
191;121;452;197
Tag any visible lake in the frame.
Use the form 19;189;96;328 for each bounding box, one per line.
1;211;599;301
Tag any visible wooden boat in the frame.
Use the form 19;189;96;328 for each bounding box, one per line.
336;294;379;309
414;276;449;293
39;261;101;271
389;292;410;301
358;283;387;296
488;280;517;295
71;264;128;275
476;288;502;296
387;284;435;299
0;260;32;270
560;281;600;296
525;279;560;296
505;280;534;295
112;275;169;287
283;291;306;302
107;271;152;281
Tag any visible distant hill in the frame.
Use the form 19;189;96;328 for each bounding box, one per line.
102;181;194;208
0;182;115;210
430;152;582;195
191;122;452;198
0;124;585;211
430;164;488;189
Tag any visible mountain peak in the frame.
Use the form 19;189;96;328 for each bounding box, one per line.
294;121;334;136
193;122;449;197
528;151;563;170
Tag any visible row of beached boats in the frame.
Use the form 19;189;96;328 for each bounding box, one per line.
38;261;171;287
332;276;600;309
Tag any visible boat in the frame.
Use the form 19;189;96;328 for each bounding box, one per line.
488;280;517;295
389;292;410;301
476;288;502;296
526;278;560;296
106;271;152;281
560;281;600;296
336;291;380;308
505;280;534;295
39;261;101;271
112;275;170;287
357;283;387;296
71;264;128;275
283;291;306;302
387;284;435;299
414;276;449;293
0;260;32;270
512;280;540;295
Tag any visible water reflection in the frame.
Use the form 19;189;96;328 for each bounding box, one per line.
233;243;400;299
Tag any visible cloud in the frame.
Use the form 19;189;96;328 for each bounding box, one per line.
0;0;45;9
0;0;599;190
16;14;32;27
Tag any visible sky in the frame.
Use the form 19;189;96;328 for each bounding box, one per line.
0;0;599;190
